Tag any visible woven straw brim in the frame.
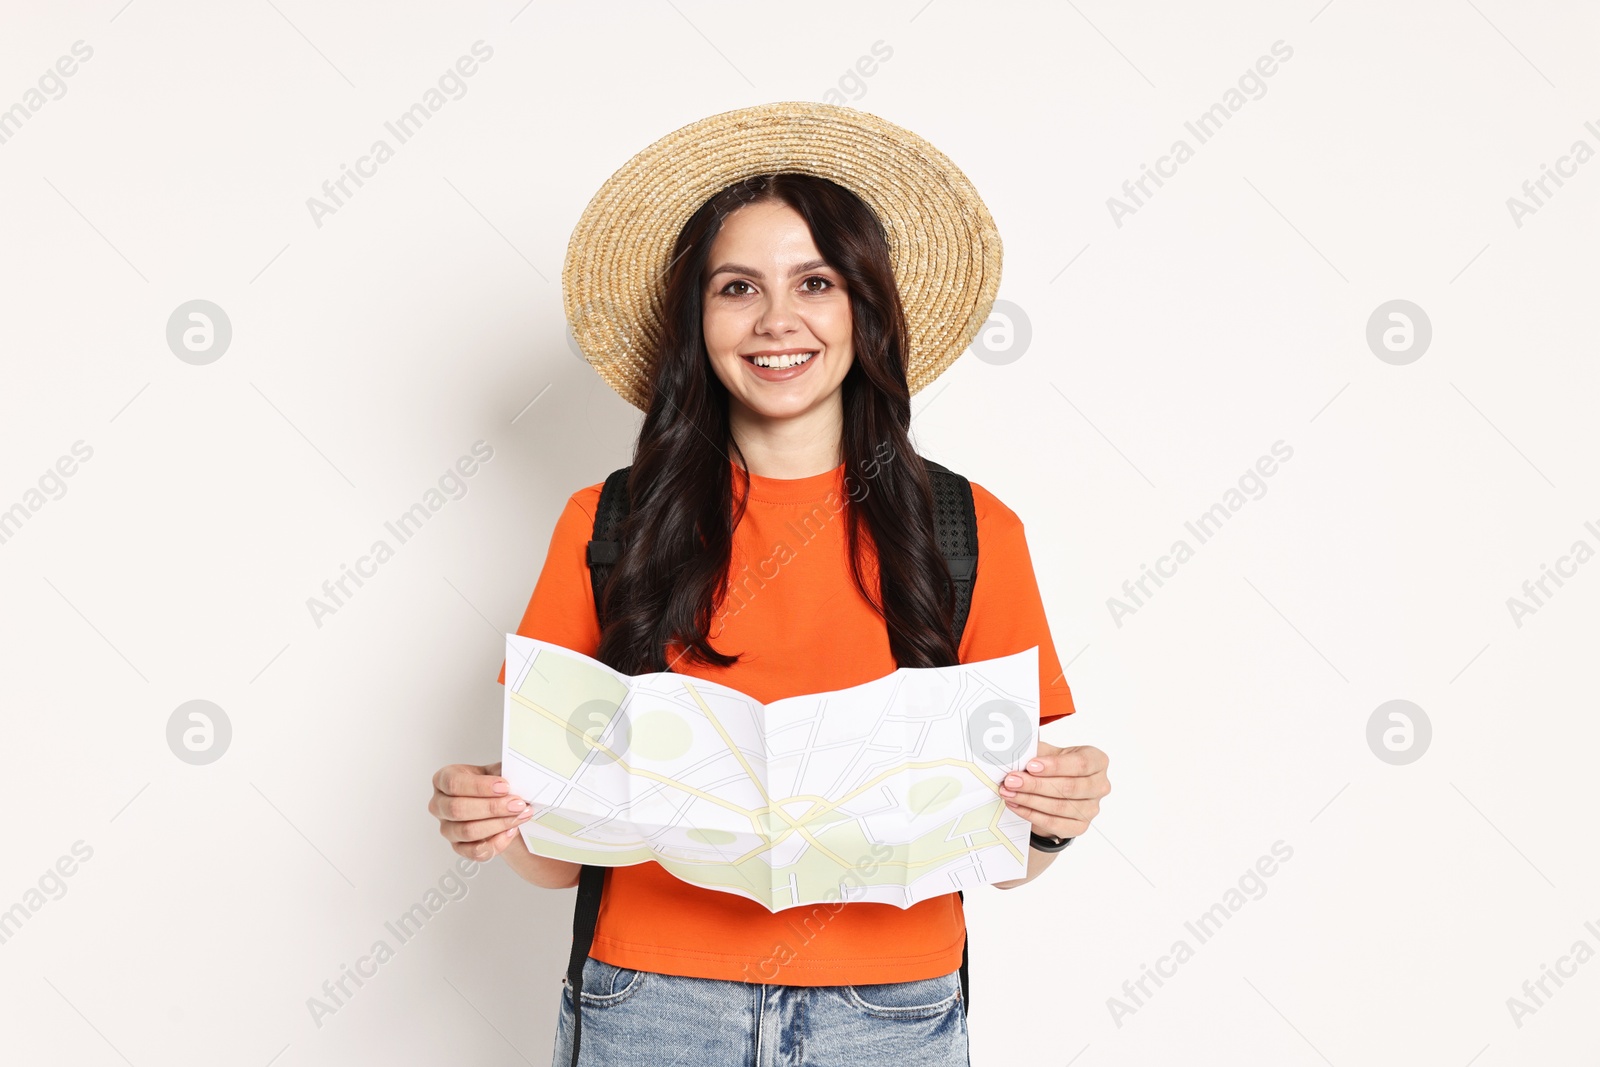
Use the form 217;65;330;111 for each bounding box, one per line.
562;101;1002;412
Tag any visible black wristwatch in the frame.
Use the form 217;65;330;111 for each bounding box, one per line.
1029;831;1075;853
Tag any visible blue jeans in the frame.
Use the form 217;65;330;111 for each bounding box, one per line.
550;954;970;1066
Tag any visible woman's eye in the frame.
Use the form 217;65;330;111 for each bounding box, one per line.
718;276;832;297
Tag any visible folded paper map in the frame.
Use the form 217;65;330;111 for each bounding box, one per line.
500;634;1041;912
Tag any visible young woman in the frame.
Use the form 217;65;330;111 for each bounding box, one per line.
429;104;1110;1066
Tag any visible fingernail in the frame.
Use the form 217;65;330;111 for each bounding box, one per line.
493;781;509;793
1027;761;1044;772
507;798;526;811
1005;775;1022;788
517;809;533;820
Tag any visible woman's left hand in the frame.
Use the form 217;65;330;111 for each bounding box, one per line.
998;742;1111;840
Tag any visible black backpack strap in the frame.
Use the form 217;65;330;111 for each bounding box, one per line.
922;456;978;1017
958;919;970;1014
564;865;606;1066
586;467;632;626
564;467;632;1067
922;458;978;647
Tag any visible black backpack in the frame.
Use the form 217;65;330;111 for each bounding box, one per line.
563;457;979;1065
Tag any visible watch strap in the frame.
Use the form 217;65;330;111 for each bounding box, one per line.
1029;830;1075;853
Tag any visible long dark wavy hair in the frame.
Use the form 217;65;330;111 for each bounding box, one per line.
593;173;961;677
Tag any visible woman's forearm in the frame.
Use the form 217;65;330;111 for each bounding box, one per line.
503;842;583;889
994;844;1062;890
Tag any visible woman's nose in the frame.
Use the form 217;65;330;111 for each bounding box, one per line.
754;290;798;335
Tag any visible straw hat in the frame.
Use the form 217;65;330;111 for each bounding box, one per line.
562;101;1003;412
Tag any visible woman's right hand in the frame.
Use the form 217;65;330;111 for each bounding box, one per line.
429;761;533;862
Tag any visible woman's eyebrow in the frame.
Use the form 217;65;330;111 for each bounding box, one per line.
706;258;830;282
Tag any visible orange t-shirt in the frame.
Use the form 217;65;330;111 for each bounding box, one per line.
495;457;1077;985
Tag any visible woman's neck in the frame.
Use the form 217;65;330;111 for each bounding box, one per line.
727;402;845;480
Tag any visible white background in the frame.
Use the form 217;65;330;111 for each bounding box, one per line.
1;1;1596;1064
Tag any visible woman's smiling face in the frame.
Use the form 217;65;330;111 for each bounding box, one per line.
701;200;854;428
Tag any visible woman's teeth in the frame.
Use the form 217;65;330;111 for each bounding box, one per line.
750;351;816;368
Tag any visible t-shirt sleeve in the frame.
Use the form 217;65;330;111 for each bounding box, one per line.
495;488;604;686
960;481;1078;725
